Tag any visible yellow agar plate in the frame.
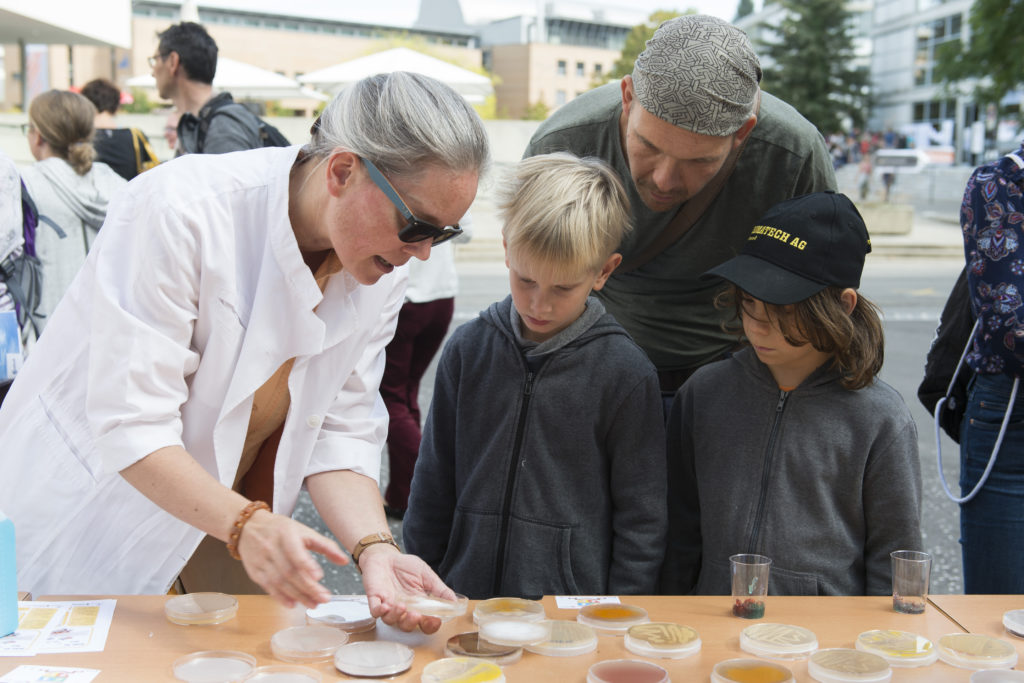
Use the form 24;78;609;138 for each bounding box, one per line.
421;657;504;683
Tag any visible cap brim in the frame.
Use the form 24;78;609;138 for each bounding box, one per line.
705;254;827;305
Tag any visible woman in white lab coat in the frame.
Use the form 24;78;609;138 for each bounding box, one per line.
0;72;488;632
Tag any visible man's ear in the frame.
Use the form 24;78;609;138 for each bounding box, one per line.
592;253;623;291
620;75;635;115
325;151;358;197
165;51;181;76
733;115;758;148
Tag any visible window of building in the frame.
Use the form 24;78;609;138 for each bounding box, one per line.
557;60;567;76
555;90;567;106
576;61;585;77
913;13;962;86
594;63;603;76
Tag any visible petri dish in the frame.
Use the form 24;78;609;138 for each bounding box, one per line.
445;631;522;666
808;648;892;683
244;665;322;682
740;622;818;660
478;618;551;647
402;593;469;620
587;659;669;683
971;672;1024;682
711;658;794;683
525;620;598;657
165;592;239;626
577;603;649;635
172;650;257;682
334;640;415;677
937;633;1019;670
855;629;937;667
1003;609;1024;638
270;625;348;663
473;597;546;624
305;595;376;633
625;622;701;659
421;656;505;683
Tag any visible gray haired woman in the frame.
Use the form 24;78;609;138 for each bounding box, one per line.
0;72;489;633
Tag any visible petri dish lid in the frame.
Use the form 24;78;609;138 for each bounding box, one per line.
473;597;546;624
172;650;257;682
971;671;1024;682
740;622;818;659
445;631;522;666
937;633;1019;670
576;604;649;635
711;658;794;683
270;625;348;662
808;648;892;683
855;629;937;667
402;593;469;620
479;618;551;647
525;620;598;657
587;658;669;683
305;595;376;633
625;622;701;659
1003;609;1024;638
421;656;505;683
165;592;239;626
243;665;322;682
334;640;415;677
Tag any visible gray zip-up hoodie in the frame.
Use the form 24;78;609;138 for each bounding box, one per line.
404;295;667;599
660;347;923;596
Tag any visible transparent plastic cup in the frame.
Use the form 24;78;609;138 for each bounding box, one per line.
730;554;771;619
891;550;931;614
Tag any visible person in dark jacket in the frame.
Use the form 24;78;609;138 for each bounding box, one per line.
660;191;923;596
403;152;667;599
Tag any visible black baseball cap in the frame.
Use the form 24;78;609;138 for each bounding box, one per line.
705;191;872;305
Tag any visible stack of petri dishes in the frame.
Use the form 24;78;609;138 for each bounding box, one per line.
624;622;701;660
269;625;348;664
739;622;818;660
855;629;937;668
164;592;238;626
576;604;649;636
807;648;892;683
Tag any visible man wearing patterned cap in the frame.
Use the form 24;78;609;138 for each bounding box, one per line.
525;15;836;396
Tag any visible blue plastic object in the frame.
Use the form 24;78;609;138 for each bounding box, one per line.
0;511;16;637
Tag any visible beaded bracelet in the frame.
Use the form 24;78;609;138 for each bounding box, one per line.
226;500;270;560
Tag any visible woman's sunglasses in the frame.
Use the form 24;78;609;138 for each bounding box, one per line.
361;157;462;245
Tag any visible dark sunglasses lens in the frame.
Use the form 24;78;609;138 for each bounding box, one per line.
430;228;461;245
399;220;436;244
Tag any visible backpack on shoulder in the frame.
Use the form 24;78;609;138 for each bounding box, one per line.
0;181;45;339
197;97;290;151
130;127;160;175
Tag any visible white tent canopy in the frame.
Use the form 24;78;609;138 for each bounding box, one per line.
0;0;130;47
125;57;327;101
298;47;492;103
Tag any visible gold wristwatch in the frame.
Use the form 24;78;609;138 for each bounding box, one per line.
351;531;400;567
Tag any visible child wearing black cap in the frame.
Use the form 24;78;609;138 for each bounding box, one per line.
660;191;924;596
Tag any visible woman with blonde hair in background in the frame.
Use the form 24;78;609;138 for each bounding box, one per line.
21;89;125;342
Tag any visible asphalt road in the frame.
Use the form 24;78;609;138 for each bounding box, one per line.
294;254;969;597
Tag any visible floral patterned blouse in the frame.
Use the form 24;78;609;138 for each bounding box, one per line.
962;143;1024;376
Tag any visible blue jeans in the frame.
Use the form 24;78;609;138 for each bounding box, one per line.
959;373;1024;594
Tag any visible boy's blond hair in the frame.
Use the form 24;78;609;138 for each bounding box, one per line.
499;152;631;274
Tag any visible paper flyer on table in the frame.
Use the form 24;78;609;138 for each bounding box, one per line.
0;600;116;656
554;595;621;609
0;665;100;682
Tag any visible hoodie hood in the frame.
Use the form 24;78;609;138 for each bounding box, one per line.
480;294;628;356
30;158;123;230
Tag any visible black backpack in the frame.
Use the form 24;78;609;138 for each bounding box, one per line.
917;266;975;443
196;96;290;151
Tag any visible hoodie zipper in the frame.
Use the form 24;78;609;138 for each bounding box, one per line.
747;389;789;554
491;370;535;596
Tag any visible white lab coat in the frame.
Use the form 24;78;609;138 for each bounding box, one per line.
0;147;405;595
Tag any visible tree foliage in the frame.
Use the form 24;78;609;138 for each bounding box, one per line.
607;10;683;82
735;0;755;21
757;0;869;134
934;0;1024;111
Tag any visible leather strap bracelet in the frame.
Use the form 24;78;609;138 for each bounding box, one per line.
351;531;400;569
226;500;270;560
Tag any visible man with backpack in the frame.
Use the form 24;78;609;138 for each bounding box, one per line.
151;22;288;154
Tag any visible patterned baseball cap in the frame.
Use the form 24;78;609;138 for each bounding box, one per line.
633;15;762;136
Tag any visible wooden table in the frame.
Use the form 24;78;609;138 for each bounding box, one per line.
0;594;1003;681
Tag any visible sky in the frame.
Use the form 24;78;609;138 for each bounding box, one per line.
458;0;744;24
